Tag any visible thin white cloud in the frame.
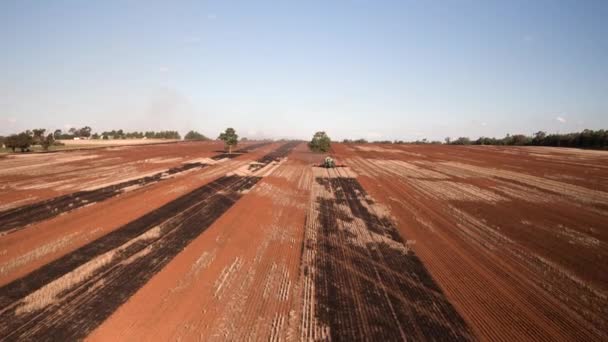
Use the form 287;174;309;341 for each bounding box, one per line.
556;116;566;123
481;122;487;126
6;117;16;124
207;13;217;20
159;66;169;73
523;34;535;42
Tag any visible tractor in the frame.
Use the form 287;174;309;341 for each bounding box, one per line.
323;156;335;168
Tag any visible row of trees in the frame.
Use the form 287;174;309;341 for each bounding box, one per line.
4;127;606;154
98;130;181;140
51;126;92;139
343;138;441;145
1;128;233;153
339;129;607;149
342;138;371;144
447;129;607;148
46;128;184;140
1;129;56;152
1;127;238;153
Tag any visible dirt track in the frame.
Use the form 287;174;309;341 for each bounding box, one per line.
0;142;606;340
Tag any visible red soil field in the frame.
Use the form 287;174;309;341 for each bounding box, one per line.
0;141;606;340
0;141;227;210
335;143;608;340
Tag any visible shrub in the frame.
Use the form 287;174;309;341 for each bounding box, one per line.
308;131;331;152
218;128;238;153
184;130;209;141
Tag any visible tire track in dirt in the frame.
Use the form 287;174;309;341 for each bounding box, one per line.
0;142;297;341
299;166;472;340
0;143;271;236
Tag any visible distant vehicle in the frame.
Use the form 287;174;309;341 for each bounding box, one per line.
323;156;335;168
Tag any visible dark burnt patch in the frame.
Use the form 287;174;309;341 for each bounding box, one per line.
211;152;245;160
247;163;265;172
0;162;205;236
210;142;272;160
308;176;472;340
315;177;332;192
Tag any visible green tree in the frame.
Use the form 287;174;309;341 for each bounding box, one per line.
77;126;92;138
184;130;209;141
218;128;238;153
4;135;17;152
32;129;46;145
41;133;54;151
451;137;471;145
532;131;546;145
5;133;33;152
511;134;530;146
308;131;331;152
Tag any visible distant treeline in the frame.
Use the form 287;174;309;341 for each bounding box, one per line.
342;129;608;149
343;138;443;145
0;129;58;152
55;128;215;141
53;126;92;139
1;127;184;153
48;127;182;140
97;130;181;140
447;129;607;149
1;126;232;153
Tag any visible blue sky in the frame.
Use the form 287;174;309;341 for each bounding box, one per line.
1;0;607;140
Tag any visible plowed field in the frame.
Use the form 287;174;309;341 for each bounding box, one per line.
0;142;606;340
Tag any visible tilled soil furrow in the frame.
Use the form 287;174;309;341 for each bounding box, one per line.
0;164;207;236
210;142;272;160
0;142;299;340
302;171;473;340
334;173;470;339
345;152;607;340
7;188;244;340
0;143;275;236
0;175;240;310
